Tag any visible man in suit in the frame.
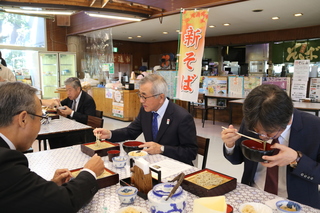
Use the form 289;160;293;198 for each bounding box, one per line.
49;77;96;149
0;82;105;213
58;77;96;124
94;74;197;165
221;84;320;209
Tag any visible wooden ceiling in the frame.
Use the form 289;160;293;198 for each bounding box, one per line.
0;0;246;18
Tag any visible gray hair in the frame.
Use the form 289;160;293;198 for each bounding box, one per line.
0;82;37;127
138;74;168;98
64;77;82;90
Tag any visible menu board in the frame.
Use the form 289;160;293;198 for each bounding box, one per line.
228;76;244;96
309;78;320;102
291;60;310;101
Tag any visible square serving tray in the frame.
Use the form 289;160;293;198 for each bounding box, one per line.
181;168;237;197
70;167;119;189
81;141;120;157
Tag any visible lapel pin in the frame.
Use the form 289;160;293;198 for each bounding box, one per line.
167;119;170;125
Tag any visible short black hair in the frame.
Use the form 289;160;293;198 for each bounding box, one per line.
243;84;293;132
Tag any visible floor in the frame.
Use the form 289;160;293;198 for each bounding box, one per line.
32;117;244;181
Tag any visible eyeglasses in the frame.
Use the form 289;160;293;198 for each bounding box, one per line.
249;129;281;140
28;113;50;124
136;92;161;101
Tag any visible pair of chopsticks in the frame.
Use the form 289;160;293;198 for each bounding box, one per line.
221;126;265;144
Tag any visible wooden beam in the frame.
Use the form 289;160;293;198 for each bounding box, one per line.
90;0;97;7
102;0;109;8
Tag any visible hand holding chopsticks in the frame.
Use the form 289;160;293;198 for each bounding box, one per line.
221;126;265;144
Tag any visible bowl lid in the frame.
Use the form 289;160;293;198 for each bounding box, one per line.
152;182;183;198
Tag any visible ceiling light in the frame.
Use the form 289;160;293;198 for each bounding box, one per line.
128;37;133;39
223;23;230;26
4;8;74;15
86;12;142;21
137;35;142;38
294;13;303;17
176;30;180;33
209;25;215;28
163;32;168;34
272;16;280;20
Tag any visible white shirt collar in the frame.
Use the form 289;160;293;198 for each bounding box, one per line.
154;98;169;118
0;133;16;150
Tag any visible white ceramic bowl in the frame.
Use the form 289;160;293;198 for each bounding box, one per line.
128;150;148;159
276;200;302;213
116;186;138;204
112;156;128;168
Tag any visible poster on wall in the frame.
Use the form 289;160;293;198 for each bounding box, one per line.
176;9;209;102
291;60;310;101
244;76;262;96
228;76;244;97
262;77;291;96
309;78;320;102
112;90;124;118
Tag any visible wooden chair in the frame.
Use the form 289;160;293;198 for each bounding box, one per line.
196;135;210;169
87;115;104;129
190;93;215;127
95;110;103;118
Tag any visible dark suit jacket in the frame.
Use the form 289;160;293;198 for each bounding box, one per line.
224;109;320;209
109;100;198;165
0;138;99;213
61;91;96;124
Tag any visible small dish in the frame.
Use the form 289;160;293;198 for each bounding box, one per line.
276;200;301;213
128;150;148;159
116;186;138;204
116;206;148;213
112;156;128;168
239;202;272;213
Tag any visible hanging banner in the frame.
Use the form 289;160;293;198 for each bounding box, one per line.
176;9;209;102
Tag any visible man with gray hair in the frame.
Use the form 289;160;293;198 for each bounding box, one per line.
0;82;105;212
94;74;198;165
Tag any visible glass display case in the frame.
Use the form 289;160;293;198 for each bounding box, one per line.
39;52;76;99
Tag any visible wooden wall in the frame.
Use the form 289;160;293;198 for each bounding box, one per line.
46;19;68;51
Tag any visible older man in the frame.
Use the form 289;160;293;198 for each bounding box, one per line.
0;82;104;213
94;74;197;165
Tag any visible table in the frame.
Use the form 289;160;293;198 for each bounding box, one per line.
37;116;92;151
26;145;319;213
228;99;320;124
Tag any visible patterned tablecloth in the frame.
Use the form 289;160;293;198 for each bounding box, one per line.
38;116;91;135
26;145;320;213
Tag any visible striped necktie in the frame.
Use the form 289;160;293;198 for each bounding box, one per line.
71;100;76;111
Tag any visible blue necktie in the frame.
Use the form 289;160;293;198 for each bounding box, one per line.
152;112;158;141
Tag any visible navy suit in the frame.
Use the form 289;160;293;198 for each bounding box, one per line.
0;138;98;213
61;90;96;124
224;109;320;209
109;100;198;165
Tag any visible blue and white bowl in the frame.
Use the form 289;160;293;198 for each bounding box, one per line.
148;182;187;213
112;156;127;168
116;186;138;204
276;200;302;213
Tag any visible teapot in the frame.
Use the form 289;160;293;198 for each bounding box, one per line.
147;182;187;213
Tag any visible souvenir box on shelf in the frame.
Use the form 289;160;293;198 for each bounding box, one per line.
81;141;120;157
70;167;119;188
181;169;237;197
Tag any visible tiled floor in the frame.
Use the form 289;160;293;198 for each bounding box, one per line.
32;117;244;181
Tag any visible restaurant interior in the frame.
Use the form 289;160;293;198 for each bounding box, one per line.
1;0;320;212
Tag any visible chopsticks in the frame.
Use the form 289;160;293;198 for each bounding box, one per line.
221;126;265;144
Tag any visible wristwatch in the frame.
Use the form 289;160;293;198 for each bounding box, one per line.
290;151;302;168
160;145;165;153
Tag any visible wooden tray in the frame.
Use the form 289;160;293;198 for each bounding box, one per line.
81;141;120;157
70;167;119;189
181;168;237;197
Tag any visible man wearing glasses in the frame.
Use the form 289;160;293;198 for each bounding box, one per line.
221;84;320;209
0;82;105;212
94;74;198;165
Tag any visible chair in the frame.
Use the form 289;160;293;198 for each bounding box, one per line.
196;135;210;169
95;110;103;118
190;93;215;127
87;115;104;129
86;115;104;142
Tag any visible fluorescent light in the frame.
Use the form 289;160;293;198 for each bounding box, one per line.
86;12;142;21
5;8;74;15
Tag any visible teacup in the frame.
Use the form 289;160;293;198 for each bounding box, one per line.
112;156;127;168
